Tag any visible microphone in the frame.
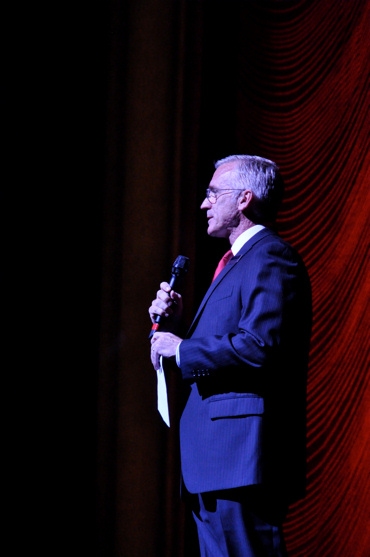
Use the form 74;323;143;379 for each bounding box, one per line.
149;255;190;338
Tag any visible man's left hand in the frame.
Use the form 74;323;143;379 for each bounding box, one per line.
150;332;182;370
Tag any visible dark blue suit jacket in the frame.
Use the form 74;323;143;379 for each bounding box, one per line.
179;228;312;504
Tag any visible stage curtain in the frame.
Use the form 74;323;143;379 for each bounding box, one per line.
96;1;370;555
229;2;369;557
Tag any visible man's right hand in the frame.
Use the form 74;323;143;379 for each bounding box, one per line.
149;282;183;331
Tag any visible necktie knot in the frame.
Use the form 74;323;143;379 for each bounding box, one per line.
212;249;233;281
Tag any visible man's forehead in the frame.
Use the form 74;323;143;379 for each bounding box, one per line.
210;162;237;186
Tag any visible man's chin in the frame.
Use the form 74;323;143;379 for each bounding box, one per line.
207;227;227;239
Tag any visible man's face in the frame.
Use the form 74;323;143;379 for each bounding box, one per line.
201;162;242;238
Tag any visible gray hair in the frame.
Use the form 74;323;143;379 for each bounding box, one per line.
215;154;284;223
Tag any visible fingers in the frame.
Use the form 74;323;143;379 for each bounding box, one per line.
149;297;173;321
150;343;160;370
150;332;182;370
149;283;182;322
160;282;182;302
150;333;163;370
159;281;172;293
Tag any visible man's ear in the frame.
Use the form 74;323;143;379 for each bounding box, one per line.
238;190;253;211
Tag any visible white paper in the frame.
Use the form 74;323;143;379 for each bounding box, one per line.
157;356;170;427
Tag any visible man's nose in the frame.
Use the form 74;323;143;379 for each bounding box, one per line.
200;197;211;209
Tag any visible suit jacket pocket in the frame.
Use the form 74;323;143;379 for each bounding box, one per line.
208;393;264;420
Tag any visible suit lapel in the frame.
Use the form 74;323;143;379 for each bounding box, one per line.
186;228;274;337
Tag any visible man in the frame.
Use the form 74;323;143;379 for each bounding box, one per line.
149;155;312;556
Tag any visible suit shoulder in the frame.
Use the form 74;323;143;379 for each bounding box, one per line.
242;230;308;271
247;229;297;255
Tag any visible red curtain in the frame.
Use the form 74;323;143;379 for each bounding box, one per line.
185;3;370;553
232;2;370;556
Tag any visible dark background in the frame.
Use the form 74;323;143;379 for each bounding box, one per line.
5;1;369;556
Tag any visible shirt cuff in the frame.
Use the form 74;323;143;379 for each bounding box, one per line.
176;341;182;367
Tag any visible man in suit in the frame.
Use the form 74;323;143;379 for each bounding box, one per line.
149;155;312;556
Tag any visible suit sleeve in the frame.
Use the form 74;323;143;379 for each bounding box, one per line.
179;241;306;381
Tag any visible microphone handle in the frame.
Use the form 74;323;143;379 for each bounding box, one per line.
149;255;189;339
148;273;178;339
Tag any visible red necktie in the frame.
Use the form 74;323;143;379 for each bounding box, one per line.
212;249;233;281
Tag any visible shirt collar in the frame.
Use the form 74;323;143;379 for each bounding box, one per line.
231;225;265;255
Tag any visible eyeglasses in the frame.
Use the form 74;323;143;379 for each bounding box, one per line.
205;188;244;204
